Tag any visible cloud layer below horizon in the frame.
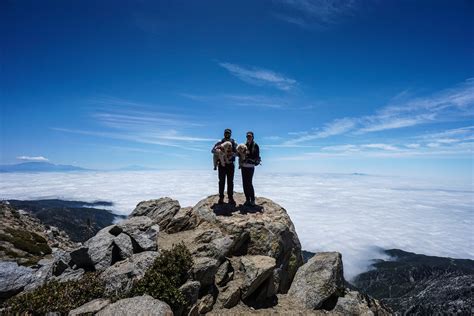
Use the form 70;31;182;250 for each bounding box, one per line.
1;171;472;279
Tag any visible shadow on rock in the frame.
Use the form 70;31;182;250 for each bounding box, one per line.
211;203;263;216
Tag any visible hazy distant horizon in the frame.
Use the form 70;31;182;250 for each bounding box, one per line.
1;170;472;280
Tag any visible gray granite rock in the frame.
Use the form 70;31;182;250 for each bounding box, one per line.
166;207;194;233
114;233;134;259
179;280;201;307
217;280;241;309
130;197;180;230
192;256;219;287
97;295;173;316
100;251;160;295
117;216;159;252
332;290;391;315
68;298;111;315
0;261;34;299
215;260;231;286
198;294;215;314
84;226;116;271
190;194;303;293
288;252;344;310
239;255;276;300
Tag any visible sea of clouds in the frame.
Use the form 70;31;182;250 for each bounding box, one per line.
1;170;472;280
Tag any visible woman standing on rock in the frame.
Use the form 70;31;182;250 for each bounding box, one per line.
241;131;261;206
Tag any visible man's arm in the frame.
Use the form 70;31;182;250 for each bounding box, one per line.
211;141;222;154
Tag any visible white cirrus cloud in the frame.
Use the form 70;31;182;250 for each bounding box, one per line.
53;97;215;152
283;79;474;144
273;0;359;29
16;156;49;162
182;93;288;109
219;62;297;91
284;118;356;144
361;143;399;151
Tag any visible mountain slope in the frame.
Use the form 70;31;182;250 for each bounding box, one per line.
352;249;474;315
7;200;125;242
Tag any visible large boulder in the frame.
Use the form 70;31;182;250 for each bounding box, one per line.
130;197;180;230
68;298;111;315
288;252;344;310
191;257;220;287
100;251;160;295
0;261;34;300
83;226;117;271
97;295;173;316
238;255;276;300
160;194;303;294
117;216;160;252
165;206;195;233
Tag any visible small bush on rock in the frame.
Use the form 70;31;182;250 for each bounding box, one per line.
1;228;51;256
4;272;105;314
129;243;193;312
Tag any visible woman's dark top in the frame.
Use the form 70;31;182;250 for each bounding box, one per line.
242;141;261;168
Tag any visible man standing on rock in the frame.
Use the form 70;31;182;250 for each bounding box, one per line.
212;128;237;205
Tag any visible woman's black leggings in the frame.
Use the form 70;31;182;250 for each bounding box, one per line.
241;167;255;202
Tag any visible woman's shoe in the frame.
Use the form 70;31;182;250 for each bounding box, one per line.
250;200;256;206
243;200;251;206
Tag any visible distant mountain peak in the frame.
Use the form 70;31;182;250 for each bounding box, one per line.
0;162;89;173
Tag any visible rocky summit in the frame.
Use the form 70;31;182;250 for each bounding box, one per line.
0;194;390;315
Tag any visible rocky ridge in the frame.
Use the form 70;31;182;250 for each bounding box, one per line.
0;201;76;265
1;194;390;315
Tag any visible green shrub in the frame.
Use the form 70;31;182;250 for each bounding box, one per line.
1;228;51;256
4;272;105;314
30;232;48;244
3;243;193;314
129;243;193;312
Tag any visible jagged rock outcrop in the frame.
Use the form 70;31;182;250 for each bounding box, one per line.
3;194;390;315
68;216;159;272
158;194;302;286
0;202;79;302
0;209;160;303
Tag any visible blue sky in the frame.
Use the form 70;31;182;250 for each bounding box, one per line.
1;0;473;181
